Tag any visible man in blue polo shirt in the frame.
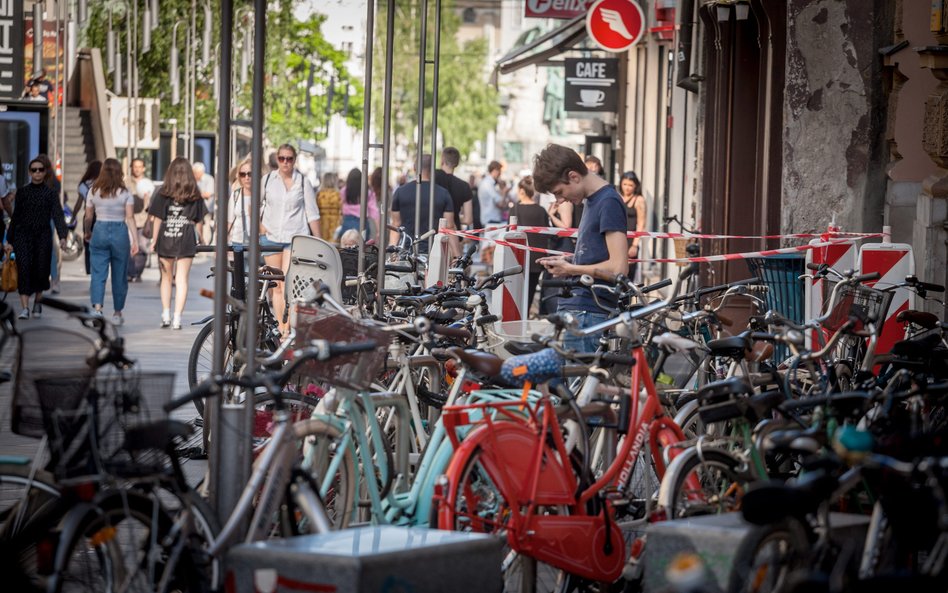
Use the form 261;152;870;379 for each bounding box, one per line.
534;144;628;352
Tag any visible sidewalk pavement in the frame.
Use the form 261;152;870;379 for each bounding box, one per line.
0;249;215;484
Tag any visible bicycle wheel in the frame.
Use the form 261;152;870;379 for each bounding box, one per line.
186;321;236;416
0;462;60;536
727;518;810;593
293;418;355;530
0;463;62;589
50;489;192;593
660;448;751;519
150;484;222;592
440;445;571;593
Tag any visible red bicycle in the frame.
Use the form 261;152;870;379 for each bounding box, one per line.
436;277;700;590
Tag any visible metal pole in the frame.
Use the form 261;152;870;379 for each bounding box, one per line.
132;0;139;159
53;1;60;168
126;6;132;167
189;0;197;160
413;0;427;259
427;0;441;232
32;2;42;77
239;0;265;525
211;0;243;521
60;0;68;202
376;0;395;315
357;0;375;275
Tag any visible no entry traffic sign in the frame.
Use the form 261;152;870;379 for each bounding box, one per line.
586;0;646;53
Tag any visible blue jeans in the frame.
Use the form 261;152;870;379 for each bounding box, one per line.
560;310;610;353
90;221;130;311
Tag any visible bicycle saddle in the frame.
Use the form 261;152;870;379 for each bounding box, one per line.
741;469;839;524
500;348;565;387
896;309;939;330
124;420;194;453
706;335;750;359
446;347;505;379
504;340;545;356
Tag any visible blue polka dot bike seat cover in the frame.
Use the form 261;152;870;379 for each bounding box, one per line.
500;348;565;387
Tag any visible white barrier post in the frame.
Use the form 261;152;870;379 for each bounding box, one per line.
425;217;451;288
490;216;528;322
804;223;857;348
859;239;915;357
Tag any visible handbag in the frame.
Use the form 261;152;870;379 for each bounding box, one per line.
2;255;17;293
142;218;154;240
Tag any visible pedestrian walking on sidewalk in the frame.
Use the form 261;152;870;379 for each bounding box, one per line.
5;157;67;320
76;160;102;275
620;171;647;280
85;158;138;325
148;157;208;330
260;143;321;335
128;157;155;282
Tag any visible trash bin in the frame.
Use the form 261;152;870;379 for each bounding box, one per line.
746;254;805;362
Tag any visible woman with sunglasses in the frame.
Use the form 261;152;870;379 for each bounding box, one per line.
5;157;67;319
227;157;253;251
259;143;320;335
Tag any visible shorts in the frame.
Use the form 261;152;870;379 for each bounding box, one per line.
260;236;291;251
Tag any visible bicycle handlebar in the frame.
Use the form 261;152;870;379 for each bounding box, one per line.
164;340;378;412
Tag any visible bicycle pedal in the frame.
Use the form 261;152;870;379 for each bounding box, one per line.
178;446;208;460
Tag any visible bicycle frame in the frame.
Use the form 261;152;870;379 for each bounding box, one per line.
438;343;693;583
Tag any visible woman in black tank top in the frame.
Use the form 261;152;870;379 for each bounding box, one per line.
620;171;646;278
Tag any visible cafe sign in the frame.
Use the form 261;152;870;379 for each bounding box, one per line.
563;58;618;112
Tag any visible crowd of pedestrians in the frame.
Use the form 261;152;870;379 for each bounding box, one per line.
0;141;648;330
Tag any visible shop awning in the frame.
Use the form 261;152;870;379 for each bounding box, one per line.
494;15;587;77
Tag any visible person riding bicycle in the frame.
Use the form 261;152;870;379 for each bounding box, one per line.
533;144;628;352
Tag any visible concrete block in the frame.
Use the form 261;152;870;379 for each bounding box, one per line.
224;526;503;593
642;513;869;593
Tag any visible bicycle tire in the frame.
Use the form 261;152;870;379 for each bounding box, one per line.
0;463;62;590
149;483;222;592
186;321;236;416
727;518;810;593
292;418;356;530
439;445;572;593
658;447;751;519
50;489;196;593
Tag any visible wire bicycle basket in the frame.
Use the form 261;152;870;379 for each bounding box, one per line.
33;370;175;482
823;283;893;337
294;304;391;391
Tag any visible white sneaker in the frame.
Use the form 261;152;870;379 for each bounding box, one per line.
161;314;171;328
171;315;182;330
91;308;104;318
112;312;124;326
17;308;29;320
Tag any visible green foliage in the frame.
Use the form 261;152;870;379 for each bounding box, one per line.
81;0;362;143
373;0;500;159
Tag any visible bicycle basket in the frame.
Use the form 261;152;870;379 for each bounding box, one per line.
822;284;893;336
294;305;391;390
12;326;98;438
34;371;175;481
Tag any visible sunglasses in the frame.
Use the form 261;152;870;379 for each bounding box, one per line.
277;155;295;163
30;167;45;173
238;171;252;178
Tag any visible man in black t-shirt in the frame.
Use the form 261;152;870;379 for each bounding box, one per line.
434;147;473;256
390;154;454;253
434;147;473;227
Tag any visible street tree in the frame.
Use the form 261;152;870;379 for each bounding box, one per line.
373;0;500;160
83;0;361;145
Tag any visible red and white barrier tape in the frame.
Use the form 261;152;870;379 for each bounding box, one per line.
442;228;884;263
510;226;878;241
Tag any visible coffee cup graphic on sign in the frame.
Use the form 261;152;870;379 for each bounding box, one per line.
579;89;606;107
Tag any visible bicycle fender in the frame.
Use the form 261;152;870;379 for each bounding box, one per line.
672;398;700;430
656;446;744;511
193;314;214;325
413;439;456;527
49;501;104;588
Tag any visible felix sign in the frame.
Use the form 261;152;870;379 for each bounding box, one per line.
525;0;590;20
586;0;646;53
0;0;24;99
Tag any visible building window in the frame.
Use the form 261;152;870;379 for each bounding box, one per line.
462;7;476;24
